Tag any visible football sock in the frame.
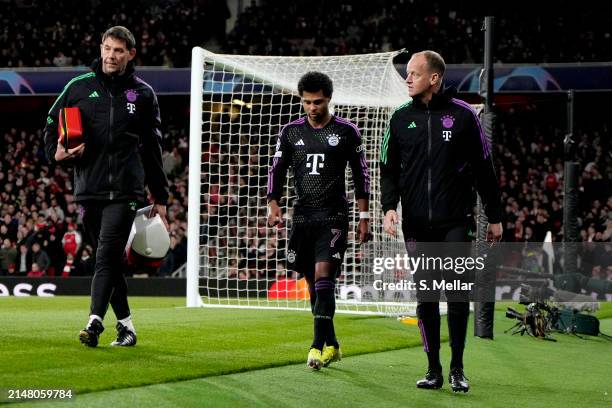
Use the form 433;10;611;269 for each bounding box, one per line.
450;346;464;370
118;315;136;334
312;277;335;351
87;314;102;329
448;302;469;369
417;302;441;372
327;322;340;349
324;278;339;348
427;349;442;373
309;284;316;315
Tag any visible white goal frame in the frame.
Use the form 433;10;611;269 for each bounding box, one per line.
187;47;442;316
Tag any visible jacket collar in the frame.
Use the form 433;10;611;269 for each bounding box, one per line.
91;58;135;88
412;84;457;110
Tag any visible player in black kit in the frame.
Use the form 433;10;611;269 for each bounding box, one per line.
267;72;371;370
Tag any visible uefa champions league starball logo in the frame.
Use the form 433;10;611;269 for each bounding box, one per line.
442;115;455;129
0;72;35;95
125;89;138;102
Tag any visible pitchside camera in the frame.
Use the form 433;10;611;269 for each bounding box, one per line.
518;283;554;305
505;307;523;321
505;284;559;340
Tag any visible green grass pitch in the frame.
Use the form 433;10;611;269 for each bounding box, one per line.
0;297;610;407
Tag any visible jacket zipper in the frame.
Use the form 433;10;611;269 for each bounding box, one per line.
109;92;114;200
427;110;432;223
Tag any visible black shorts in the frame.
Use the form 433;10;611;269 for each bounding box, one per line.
286;217;349;279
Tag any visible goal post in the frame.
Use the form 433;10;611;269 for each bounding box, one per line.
187;47;417;315
186;47;206;308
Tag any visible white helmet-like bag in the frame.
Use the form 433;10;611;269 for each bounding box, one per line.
125;205;170;268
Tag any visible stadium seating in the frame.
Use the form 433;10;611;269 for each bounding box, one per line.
1;1;610;68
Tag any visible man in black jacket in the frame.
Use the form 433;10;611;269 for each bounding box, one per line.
380;50;502;392
43;26;169;348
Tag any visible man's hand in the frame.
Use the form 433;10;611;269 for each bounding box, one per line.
487;222;503;243
383;210;398;237
54;142;85;162
267;200;283;227
358;219;372;244
150;204;170;231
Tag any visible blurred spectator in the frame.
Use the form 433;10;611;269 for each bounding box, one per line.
52;51;72;67
7;264;17;276
62;222;82;258
0;238;17;275
27;262;44;277
74;245;95;276
17;244;30;276
30;242;50;274
158;234;187;276
162;147;183;177
45;233;64;277
61;253;75;277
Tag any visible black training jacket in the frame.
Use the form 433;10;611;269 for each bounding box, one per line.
43;59;169;205
380;87;502;227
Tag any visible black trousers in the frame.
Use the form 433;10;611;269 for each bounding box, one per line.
402;223;471;355
82;201;136;320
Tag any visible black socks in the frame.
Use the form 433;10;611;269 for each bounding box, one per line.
448;302;469;369
417;301;470;371
311;277;336;350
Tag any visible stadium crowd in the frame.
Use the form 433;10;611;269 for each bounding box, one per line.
496;109;611;245
226;1;611;63
0;121;189;278
0;0;230;68
1;0;610;68
494;106;611;283
0;102;610;280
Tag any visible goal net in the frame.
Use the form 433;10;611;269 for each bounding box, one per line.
187;47;418;315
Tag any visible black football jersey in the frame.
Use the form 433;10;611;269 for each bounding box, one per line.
267;115;370;215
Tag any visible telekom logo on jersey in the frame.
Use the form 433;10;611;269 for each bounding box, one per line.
306;154;325;175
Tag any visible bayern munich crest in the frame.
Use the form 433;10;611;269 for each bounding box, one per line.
125;89;138;102
287;249;296;263
441;115;455;129
327;134;339;146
